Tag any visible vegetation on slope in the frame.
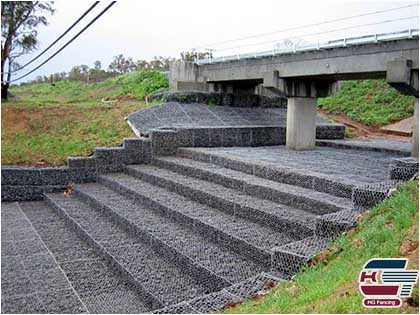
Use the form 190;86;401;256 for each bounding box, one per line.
2;75;415;165
7;70;168;106
1;102;145;166
2;71;167;165
225;180;419;314
318;80;416;126
115;71;168;100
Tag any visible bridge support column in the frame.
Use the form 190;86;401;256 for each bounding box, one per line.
286;97;317;150
413;98;419;157
263;72;338;151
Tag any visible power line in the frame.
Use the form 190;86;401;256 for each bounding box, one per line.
11;1;116;83
8;1;100;75
215;15;419;52
192;3;419;50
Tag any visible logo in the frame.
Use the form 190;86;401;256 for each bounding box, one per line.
359;258;419;308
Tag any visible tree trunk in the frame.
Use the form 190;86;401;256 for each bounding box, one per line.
6;58;12;83
1;49;7;84
2;83;9;100
1;58;12;100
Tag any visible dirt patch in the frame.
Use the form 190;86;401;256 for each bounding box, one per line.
100;94;138;103
308;245;344;268
114;94;138;102
2;105;100;134
1;104;135;132
402;240;419;268
319;109;412;142
400;224;419;270
1;106;31;134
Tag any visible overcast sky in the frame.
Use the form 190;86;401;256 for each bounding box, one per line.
12;0;419;83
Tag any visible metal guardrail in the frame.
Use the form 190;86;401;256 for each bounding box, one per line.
195;29;419;65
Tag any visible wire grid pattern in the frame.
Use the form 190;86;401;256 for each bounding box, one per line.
3;142;415;313
388;157;419;180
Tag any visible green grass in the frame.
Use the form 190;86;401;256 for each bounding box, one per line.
7;70;168;106
2;71;167;166
1;102;149;165
318;80;416;126
115;71;169;100
225;181;419;314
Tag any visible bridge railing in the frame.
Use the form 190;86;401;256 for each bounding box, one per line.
195;29;419;65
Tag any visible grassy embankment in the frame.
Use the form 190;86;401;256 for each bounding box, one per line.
318;80;416;126
2;71;167;166
2;78;416;165
225;180;419;314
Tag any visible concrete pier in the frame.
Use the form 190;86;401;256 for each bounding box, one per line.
413;98;419;157
286;97;317;150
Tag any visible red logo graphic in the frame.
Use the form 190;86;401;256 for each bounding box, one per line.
359;258;419;308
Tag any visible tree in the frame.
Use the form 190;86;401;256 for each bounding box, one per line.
93;60;102;71
108;54;136;74
135;59;149;71
68;66;82;81
1;1;54;99
180;50;212;62
52;71;67;82
148;56;176;71
160;57;175;71
80;64;89;82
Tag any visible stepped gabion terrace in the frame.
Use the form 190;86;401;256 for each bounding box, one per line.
1;100;418;314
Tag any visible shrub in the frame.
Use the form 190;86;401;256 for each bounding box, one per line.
116;71;169;100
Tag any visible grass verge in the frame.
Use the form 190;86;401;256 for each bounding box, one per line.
225;180;419;314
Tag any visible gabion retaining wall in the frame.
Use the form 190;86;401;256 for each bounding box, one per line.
151;125;345;156
1;138;152;201
352;180;403;209
2;125;417;313
388;157;419;180
1;124;344;202
150;91;287;108
316;139;411;156
153;273;283;314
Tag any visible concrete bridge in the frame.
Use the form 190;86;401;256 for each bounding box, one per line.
170;30;419;156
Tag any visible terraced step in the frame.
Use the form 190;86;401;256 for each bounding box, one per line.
125;164;316;239
272;236;331;278
154;273;285;314
45;193;216;307
153;156;352;215
97;173;297;266
177;147;357;198
74;182;267;284
19;201;154;313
